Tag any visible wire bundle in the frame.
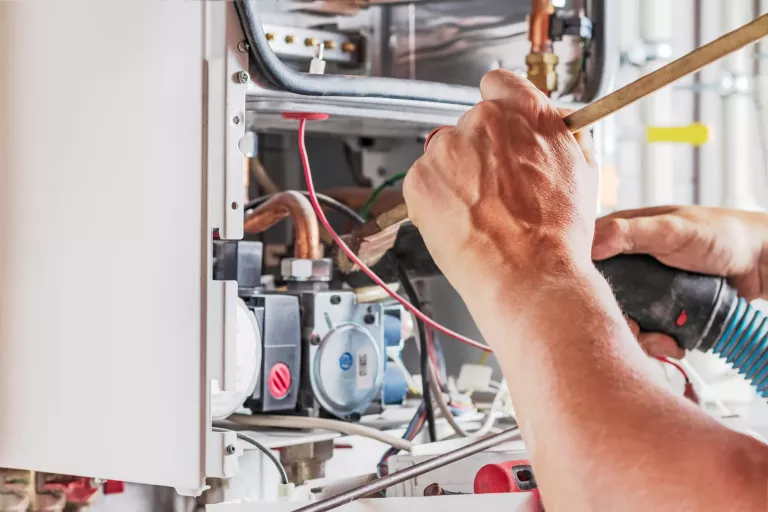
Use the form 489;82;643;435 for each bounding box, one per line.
377;403;427;479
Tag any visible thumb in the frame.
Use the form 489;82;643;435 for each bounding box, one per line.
592;215;676;261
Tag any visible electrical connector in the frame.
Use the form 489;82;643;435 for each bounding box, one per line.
277;483;315;502
309;43;326;75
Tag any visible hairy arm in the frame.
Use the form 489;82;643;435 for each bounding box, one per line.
404;70;768;511
468;262;768;511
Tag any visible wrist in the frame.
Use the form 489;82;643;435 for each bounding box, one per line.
455;244;599;318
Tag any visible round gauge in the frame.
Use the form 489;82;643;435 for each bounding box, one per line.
211;298;262;420
312;323;383;418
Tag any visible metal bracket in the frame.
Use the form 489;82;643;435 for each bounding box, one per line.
621;41;673;68
206;0;248;241
675;73;752;96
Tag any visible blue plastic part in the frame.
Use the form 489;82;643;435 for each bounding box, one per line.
382;363;408;405
712;300;768;398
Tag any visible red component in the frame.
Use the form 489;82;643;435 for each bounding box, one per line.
474;460;539;495
676;310;688;327
268;363;292;399
103;480;125;495
42;477;98;504
281;112;330;121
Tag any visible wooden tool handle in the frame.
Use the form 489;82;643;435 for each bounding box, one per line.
368;13;768;233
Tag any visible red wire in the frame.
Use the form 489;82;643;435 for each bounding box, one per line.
296;118;492;352
655;356;690;382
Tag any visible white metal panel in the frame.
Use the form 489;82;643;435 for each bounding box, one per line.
0;0;210;490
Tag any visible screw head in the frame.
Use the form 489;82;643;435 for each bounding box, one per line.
232;115;241;125
330;295;341;305
364;314;375;325
310;335;321;345
237;40;250;53
226;444;236;455
237;71;251;84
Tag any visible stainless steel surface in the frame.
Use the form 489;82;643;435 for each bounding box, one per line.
243;0;617;135
291;428;522;512
246;85;587;137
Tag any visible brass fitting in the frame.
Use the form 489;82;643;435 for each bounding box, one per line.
526;52;559;95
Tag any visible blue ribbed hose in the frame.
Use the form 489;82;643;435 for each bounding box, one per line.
711;299;768;397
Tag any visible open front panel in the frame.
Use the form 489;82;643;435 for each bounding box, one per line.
0;0;209;490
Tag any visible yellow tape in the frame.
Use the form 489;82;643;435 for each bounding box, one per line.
646;123;710;146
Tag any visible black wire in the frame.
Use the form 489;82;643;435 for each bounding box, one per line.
244;192;365;225
397;263;437;443
212;427;290;485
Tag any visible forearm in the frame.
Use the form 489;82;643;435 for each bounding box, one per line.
463;264;768;511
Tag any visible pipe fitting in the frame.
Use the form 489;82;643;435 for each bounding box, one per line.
281;258;334;282
243;191;322;259
526;53;559;94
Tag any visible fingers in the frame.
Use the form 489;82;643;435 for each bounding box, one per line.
479;69;547;103
625;316;686;359
638;333;686;360
592;214;684;261
625;317;641;338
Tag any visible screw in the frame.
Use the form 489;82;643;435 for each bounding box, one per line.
310;335;321;345
330;295;341;305
285;35;296;44
232;115;241;125
304;37;315;47
342;42;357;53
266;33;275;41
236;71;250;84
324;40;336;50
237;40;250;53
226;444;236;455
364;314;375;325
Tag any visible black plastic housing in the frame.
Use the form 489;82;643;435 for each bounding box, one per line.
595;254;737;352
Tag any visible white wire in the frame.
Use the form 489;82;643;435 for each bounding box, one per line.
427;355;508;438
680;359;732;416
387;352;422;395
228;414;413;452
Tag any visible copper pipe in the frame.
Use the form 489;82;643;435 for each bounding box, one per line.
249;157;281;195
529;0;554;54
243;191;322;259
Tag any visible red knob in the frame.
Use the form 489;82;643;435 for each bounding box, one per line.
474;460;537;494
268;363;292;399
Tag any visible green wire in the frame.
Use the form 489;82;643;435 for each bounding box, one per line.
360;171;408;220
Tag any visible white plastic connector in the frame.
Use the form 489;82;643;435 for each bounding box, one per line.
309;43;327;75
277;483;315;502
456;364;495;393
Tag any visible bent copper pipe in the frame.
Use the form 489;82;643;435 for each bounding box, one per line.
529;0;554;54
243;191;323;259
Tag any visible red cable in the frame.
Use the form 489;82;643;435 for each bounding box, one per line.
655;356;690;382
295;117;491;352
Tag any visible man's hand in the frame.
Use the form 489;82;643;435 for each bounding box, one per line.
594;205;768;358
403;70;598;298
